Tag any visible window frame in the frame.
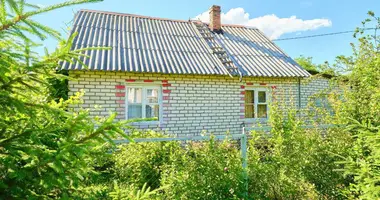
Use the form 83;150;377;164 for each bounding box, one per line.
244;87;269;121
125;84;162;125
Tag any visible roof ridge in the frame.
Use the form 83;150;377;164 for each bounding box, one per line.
79;9;189;23
79;9;253;28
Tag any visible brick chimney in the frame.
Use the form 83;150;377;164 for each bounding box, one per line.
209;5;221;32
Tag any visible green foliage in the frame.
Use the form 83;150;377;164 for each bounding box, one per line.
0;0;378;198
247;104;352;199
333;15;380;125
113;131;182;190
295;56;319;72
88;126;351;200
161;137;245;200
0;0;130;199
295;55;336;76
67;131;173;199
109;181;165;200
330;11;380;199
0;93;127;199
48;70;69;101
294;13;380;199
340;121;380;199
73;131;245;199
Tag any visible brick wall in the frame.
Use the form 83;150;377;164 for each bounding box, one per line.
209;5;221;31
300;76;331;108
68;71;329;136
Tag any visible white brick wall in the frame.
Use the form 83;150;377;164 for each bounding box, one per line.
300;76;331;108
68;71;329;136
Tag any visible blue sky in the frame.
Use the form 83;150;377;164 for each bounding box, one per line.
29;0;380;64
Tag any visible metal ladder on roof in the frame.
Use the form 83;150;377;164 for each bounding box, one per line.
191;20;242;80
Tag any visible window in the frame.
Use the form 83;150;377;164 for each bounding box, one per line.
245;88;268;119
314;95;329;108
126;86;161;121
313;94;334;115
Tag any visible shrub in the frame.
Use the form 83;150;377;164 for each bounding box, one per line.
109;181;165;200
247;104;352;199
328;12;380;199
112;131;182;189
79;124;352;200
106;132;245;199
161;138;245;200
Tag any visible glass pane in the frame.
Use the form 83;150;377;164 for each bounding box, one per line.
245;90;254;104
147;89;158;103
245;105;254;118
128;88;142;103
258;91;266;103
315;98;323;107
128;104;142;119
146;105;159;120
258;105;267;118
315;97;329;108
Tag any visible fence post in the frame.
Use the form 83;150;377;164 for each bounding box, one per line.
241;127;248;198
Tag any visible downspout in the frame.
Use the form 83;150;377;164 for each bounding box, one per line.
298;78;301;110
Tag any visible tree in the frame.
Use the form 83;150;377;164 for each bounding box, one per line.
295;56;319;72
331;11;380;199
295;55;337;76
0;0;130;198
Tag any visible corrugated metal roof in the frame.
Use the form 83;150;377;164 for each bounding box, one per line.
61;9;310;77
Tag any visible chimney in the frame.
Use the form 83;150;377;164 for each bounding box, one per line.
209;5;221;32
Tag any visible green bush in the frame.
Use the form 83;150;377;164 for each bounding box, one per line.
94;132;245;199
247;104;352;199
73;120;353;200
68;131;174;199
109;181;164;200
161;138;245;200
327;12;380;199
113;131;182;189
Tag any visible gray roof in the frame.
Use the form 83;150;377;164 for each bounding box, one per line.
62;10;310;77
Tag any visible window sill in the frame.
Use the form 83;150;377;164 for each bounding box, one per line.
129;120;160;126
243;118;268;123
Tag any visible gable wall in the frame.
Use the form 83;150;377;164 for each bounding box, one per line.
68;71;328;136
300;77;331;108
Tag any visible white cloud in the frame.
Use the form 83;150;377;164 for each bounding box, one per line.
193;7;332;40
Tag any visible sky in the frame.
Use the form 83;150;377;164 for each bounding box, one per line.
28;0;380;64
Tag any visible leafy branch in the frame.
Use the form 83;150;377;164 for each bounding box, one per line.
0;0;102;32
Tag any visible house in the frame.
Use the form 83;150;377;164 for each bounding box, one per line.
63;5;330;136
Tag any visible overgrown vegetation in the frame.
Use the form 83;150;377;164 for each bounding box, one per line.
247;104;352;199
0;0;131;199
72;110;352;199
295;56;336;76
160;137;245;199
330;11;380;199
0;0;379;199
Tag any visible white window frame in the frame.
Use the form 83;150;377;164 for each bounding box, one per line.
125;84;162;124
244;88;269;121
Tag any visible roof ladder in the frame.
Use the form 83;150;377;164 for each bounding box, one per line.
192;21;242;79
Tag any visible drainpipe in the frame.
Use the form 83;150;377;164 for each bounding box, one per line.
298;78;301;110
